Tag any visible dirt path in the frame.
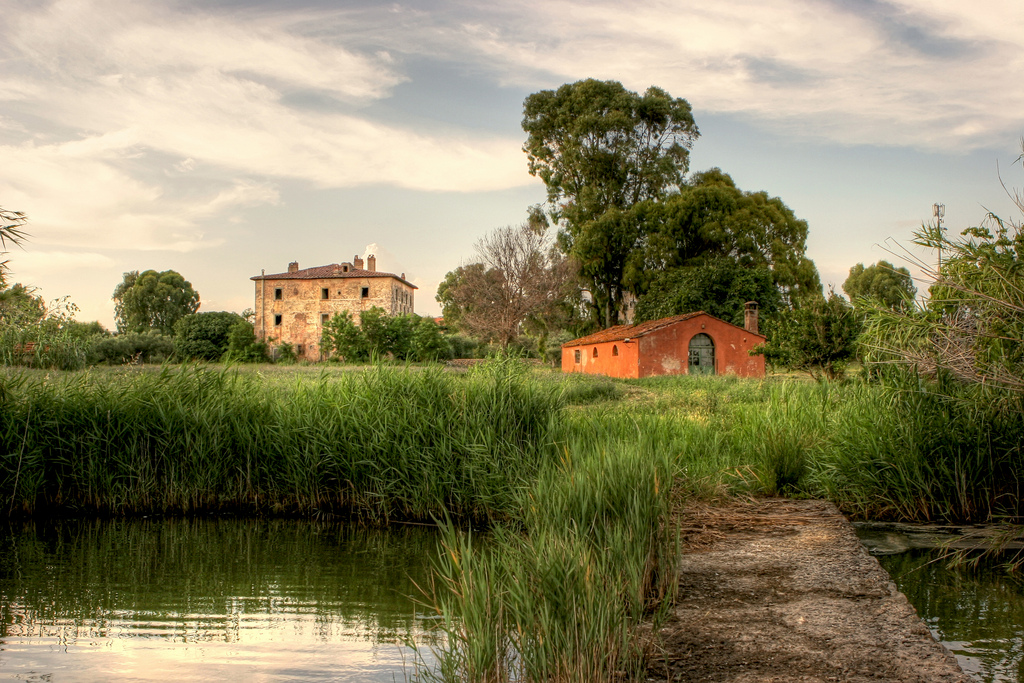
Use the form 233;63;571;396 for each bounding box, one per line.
647;498;969;682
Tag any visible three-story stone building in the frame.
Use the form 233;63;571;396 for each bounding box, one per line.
251;254;416;361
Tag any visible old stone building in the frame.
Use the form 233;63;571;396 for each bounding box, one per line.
562;304;766;379
251;255;416;361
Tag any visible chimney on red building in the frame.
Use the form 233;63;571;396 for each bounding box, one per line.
744;302;759;335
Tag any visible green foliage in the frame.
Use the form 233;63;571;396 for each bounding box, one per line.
321;308;452;363
321;310;367;362
112;269;200;335
86;330;176;365
843;261;916;311
224;319;268;363
756;292;861;381
634;258;781;325
626;169;822;307
63;320;109;339
523;78;698;327
0;296;90;371
0;283;46;326
173;311;245;362
0;207;28;288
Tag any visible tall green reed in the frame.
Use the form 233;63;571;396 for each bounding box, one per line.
0;360;559;520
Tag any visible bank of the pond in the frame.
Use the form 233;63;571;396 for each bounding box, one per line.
652;498;969;682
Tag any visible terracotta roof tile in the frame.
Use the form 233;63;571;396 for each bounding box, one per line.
563;312;763;347
251;264;417;288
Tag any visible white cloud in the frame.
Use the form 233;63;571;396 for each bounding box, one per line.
443;0;1024;150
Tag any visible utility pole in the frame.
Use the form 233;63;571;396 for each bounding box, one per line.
933;203;945;271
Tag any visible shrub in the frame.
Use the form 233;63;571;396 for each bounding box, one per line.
87;331;175;365
173;311;245;361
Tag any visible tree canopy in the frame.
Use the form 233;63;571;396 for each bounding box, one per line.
112;269;200;335
756;292;861;382
843;261;916;311
626;169;822;306
523;79;698;326
173;311;245;361
634;258;781;326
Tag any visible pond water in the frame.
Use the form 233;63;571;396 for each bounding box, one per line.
0;519;445;682
858;527;1024;683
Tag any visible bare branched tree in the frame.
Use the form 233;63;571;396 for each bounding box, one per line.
448;221;576;346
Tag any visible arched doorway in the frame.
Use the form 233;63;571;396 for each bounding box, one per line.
688;333;715;376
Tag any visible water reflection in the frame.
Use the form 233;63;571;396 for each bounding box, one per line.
0;519;443;681
876;550;1024;683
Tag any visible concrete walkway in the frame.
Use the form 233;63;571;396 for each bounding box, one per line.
648;499;969;682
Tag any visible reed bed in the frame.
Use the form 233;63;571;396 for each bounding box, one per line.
0;360;558;520
423;438;678;683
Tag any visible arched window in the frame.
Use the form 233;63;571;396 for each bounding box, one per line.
592;347;598;358
612;345;619;356
688;333;715;376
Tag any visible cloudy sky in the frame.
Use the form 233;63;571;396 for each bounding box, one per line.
2;0;1022;326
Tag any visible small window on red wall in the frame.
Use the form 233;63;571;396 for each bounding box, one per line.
612;345;619;356
574;350;581;363
592;347;598;358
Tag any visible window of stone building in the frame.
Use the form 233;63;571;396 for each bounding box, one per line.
322;288;329;299
612;345;619;356
321;313;329;324
274;288;282;300
361;287;369;298
274;314;282;326
296;344;304;356
574;350;581;363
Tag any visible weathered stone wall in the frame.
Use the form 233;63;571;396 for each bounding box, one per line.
253;276;415;360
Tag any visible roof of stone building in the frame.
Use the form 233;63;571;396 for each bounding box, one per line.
562;311;763;347
251;264;417;288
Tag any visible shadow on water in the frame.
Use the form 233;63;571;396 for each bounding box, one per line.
857;526;1024;683
0;518;448;682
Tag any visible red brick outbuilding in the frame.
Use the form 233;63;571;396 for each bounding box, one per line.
562;310;766;379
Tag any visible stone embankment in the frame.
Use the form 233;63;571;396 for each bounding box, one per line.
649;499;969;682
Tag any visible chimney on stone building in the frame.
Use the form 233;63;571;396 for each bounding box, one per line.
367;254;376;272
288;261;299;273
744;302;759;335
354;254;364;269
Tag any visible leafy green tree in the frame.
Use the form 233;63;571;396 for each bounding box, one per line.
634;259;781;325
0;283;46;326
321;309;452;362
625;169;822;306
173;311;244;361
843;261;916;311
112;270;200;335
409;316;453;361
321;310;368;362
224;319;268;363
523;79;698;326
756;292;861;381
